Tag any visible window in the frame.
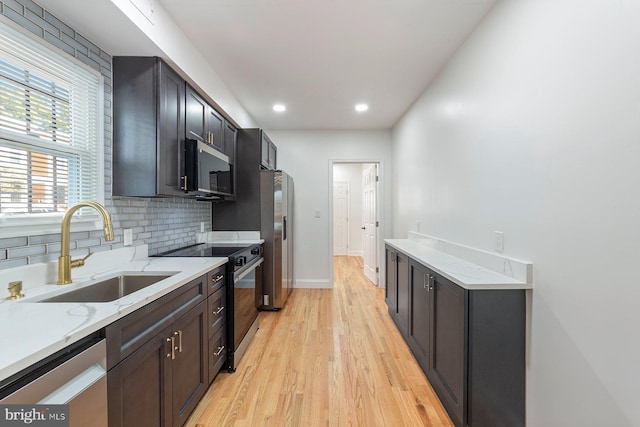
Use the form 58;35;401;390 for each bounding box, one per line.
0;20;103;237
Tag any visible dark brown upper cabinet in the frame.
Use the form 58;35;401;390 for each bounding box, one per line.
113;57;186;197
260;131;277;170
186;85;224;153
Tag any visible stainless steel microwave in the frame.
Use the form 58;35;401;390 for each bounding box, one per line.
184;138;233;199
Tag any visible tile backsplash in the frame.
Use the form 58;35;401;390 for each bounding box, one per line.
0;0;212;269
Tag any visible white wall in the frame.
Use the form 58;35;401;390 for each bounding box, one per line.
109;0;256;127
267;130;392;288
392;1;640;426
333;163;365;256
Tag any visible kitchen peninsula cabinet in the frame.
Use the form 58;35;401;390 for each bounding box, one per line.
113;57;186;197
385;243;525;427
106;273;210;427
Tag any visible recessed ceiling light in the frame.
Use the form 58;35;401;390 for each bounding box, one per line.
355;103;369;112
273;104;286;112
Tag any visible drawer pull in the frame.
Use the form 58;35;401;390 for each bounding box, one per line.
174;330;183;353
213;345;225;357
211;274;224;284
213;306;225;316
167;337;175;360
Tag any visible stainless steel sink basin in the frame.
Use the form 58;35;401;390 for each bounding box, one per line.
38;273;175;303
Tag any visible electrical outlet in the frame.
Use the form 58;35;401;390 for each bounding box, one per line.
124;229;133;246
200;222;205;233
314;209;320;218
494;231;504;253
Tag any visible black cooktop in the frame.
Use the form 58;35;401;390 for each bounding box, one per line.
154;243;250;258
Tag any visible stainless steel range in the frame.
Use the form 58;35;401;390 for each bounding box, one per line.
154;242;263;371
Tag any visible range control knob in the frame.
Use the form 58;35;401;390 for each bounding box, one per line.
235;256;246;267
250;247;261;255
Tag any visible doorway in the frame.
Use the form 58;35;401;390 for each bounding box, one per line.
330;162;380;286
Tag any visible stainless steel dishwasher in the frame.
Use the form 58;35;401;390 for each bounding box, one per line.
0;335;107;427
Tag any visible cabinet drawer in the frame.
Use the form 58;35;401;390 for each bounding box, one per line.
208;286;226;337
207;266;226;295
208;327;227;383
106;274;207;370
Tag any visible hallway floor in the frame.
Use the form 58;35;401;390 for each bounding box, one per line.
186;256;452;426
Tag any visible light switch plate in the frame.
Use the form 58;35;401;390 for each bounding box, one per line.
314;209;320;218
124;229;133;246
494;231;504;253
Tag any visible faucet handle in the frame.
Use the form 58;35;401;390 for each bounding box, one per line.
7;281;24;300
70;251;93;269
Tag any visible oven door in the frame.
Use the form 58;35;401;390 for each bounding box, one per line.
233;257;263;351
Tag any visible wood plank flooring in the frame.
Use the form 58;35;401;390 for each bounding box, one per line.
186;256;453;427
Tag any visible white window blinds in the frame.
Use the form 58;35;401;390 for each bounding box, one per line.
0;21;102;222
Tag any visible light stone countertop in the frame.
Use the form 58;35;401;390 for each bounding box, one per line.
0;247;226;383
385;239;532;290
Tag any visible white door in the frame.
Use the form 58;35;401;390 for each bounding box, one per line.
362;164;378;284
333;181;349;256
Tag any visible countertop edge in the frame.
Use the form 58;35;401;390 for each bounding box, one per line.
0;257;227;383
385;239;533;290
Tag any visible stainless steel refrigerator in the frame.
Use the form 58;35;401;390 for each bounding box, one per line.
260;170;294;310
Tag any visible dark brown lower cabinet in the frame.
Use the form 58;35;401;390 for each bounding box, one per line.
386;244;525;427
407;260;432;374
107;324;171;427
170;302;208;427
107;301;207;427
429;273;467;427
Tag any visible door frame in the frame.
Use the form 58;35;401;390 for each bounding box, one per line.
329;159;385;288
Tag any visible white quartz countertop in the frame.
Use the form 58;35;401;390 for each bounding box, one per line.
0;255;226;382
385;239;532;290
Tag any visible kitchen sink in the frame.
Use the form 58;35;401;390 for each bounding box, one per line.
38;273;176;303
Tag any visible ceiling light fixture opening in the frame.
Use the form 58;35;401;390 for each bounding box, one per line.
355;103;369;112
273;104;286;112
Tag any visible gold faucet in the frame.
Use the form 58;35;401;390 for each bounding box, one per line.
58;201;114;285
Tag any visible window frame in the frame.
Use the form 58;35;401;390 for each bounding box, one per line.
0;16;105;239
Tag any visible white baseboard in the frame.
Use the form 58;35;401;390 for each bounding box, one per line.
294;279;333;289
348;250;363;257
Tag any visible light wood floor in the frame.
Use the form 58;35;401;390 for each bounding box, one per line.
186;256;453;427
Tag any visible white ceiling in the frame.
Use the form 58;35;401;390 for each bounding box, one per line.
40;0;496;130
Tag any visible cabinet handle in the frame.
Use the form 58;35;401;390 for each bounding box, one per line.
429;275;434;291
213;345;225;357
181;175;187;191
167;337;175;360
213;306;225;316
174;330;183;353
211;274;224;284
424;273;428;289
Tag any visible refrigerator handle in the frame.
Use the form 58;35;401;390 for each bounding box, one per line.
283;216;287;241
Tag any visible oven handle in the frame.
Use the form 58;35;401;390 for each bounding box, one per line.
234;257;264;283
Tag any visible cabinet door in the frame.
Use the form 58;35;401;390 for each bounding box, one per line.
260;132;276;170
429;274;467;427
171;302;208;427
384;247;397;314
207;107;224;152
157;61;186;196
268;141;277;170
185;86;207;143
260;133;271;169
107;326;172;427
408;260;431;373
395;251;410;337
223;121;237;164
